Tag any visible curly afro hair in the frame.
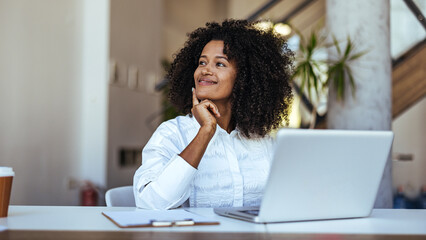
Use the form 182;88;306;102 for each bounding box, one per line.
167;19;293;138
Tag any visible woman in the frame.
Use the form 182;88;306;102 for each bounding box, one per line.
134;19;293;209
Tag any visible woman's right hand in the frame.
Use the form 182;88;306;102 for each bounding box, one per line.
178;89;220;169
191;88;220;134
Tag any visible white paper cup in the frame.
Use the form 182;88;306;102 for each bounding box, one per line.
0;167;14;217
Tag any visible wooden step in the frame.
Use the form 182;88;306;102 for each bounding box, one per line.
392;40;426;118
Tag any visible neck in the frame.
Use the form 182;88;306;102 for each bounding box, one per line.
213;100;234;134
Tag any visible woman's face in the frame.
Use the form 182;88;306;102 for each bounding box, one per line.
194;40;237;103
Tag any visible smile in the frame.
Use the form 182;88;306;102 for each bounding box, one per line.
198;79;217;86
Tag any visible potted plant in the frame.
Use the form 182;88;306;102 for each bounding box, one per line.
291;29;367;128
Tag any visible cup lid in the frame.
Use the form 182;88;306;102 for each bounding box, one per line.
0;167;14;177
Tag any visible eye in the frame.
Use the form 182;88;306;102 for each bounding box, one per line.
216;62;226;67
198;60;206;66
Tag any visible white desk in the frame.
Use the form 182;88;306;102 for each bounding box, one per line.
1;206;265;233
1;206;426;239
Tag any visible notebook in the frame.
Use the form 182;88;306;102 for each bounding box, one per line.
214;128;394;223
102;209;219;228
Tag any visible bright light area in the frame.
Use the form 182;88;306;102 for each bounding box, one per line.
287;92;301;128
273;23;292;36
254;21;273;31
286;34;300;51
391;0;426;58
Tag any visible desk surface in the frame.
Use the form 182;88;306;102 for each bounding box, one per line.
0;206;425;240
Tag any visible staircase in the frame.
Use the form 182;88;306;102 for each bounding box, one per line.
392;39;426;119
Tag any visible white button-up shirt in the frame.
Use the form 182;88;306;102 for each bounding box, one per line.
133;115;275;209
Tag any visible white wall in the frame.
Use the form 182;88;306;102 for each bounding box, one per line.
0;0;109;205
392;98;426;198
107;0;163;189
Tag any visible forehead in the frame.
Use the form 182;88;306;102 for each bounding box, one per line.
200;40;225;56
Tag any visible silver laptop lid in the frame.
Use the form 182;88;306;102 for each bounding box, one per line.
258;129;393;222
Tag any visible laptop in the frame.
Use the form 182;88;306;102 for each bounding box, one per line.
214;128;394;223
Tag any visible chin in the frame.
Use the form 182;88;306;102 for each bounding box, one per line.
196;93;211;101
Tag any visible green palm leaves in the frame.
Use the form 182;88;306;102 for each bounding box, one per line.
293;30;327;102
292;30;367;101
326;35;368;100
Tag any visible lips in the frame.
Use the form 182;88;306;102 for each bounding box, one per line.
198;78;217;86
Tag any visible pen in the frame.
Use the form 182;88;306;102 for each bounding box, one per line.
150;219;195;227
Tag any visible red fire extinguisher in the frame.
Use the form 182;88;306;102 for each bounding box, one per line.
80;181;98;206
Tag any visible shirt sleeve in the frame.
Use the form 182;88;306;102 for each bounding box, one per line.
133;120;197;210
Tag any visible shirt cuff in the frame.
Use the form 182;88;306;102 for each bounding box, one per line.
151;154;197;202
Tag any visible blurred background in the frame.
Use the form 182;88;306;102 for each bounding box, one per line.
0;0;424;208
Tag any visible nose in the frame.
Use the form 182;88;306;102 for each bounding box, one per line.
201;69;212;75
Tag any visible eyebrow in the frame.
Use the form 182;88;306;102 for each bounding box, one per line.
200;55;229;61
